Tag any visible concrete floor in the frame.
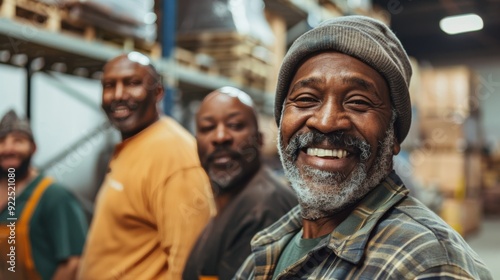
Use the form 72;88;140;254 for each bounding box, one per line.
466;217;500;279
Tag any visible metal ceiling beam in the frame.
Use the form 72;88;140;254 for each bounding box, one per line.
0;18;122;61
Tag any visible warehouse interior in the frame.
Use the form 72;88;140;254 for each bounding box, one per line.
1;0;499;276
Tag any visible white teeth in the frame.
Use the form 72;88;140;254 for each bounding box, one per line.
306;148;348;159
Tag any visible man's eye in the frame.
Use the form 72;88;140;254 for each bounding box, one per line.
350;100;370;106
128;80;142;86
228;123;244;130
291;95;318;107
296;97;317;102
198;126;214;133
346;99;373;112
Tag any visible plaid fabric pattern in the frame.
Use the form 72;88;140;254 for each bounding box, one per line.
234;171;492;280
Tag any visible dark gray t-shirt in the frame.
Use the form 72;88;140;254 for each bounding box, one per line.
272;229;329;279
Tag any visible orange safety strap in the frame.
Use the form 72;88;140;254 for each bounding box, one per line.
17;177;53;279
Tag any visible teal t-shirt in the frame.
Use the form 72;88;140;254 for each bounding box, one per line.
0;174;88;280
272;229;329;279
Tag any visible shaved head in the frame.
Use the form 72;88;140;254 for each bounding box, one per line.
104;52;162;86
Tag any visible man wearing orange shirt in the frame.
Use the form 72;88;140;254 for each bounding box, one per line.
78;52;215;280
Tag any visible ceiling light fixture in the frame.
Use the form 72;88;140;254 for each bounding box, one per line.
440;13;484;35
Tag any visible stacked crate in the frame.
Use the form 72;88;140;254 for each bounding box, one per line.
410;66;484;237
482;153;500;216
0;0;160;58
177;32;275;92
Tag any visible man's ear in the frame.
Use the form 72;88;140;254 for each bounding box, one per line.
31;142;37;155
257;131;264;147
155;86;164;103
393;138;401;155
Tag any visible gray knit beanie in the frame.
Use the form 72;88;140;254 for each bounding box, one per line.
0;109;34;141
275;15;412;143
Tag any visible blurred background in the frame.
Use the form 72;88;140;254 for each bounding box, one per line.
0;0;499;276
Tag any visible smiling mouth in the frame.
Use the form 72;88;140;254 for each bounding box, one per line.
111;106;132;119
0;157;22;167
306;148;349;159
212;155;233;165
297;146;357;173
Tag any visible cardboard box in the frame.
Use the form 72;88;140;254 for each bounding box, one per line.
483;187;500;216
419;116;482;150
440;198;482;237
419;66;479;118
411;151;482;197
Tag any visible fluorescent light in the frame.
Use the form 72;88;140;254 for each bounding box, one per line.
440;13;484;35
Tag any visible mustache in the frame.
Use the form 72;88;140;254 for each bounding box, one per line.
108;100;139;111
0;153;22;160
206;147;241;163
284;131;371;161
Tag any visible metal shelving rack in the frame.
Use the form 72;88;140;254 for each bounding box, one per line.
0;0;354;118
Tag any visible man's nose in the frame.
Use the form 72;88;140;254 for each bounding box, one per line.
212;125;233;146
0;139;15;153
112;82;125;100
306;101;351;134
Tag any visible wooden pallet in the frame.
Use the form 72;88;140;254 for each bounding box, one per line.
177;31;274;90
219;59;271;78
0;0;161;58
174;47;219;75
177;31;264;49
0;0;61;31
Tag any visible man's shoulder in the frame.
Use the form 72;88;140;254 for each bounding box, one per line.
370;197;482;267
138;118;199;162
39;179;80;205
376;197;454;243
357;196;491;278
231;169;297;233
158;116;195;141
245;167;297;207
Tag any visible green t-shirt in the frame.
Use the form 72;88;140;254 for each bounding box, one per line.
272;229;329;279
0;174;88;280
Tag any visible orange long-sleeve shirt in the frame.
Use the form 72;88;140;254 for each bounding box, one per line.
79;117;215;280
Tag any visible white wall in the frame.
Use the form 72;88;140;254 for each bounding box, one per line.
0;65;121;218
0;64;26;117
31;72;121;216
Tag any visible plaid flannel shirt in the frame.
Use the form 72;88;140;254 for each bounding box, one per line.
234;171;492;280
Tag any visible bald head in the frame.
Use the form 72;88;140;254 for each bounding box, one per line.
104;52;162;86
198;87;259;130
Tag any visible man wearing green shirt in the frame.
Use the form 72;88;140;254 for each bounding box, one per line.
0;109;88;280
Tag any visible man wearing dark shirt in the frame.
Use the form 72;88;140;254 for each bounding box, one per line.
183;87;297;280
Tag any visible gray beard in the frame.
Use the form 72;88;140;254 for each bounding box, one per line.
278;122;396;220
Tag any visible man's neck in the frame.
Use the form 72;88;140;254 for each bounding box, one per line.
213;165;261;213
121;115;160;141
0;168;38;192
301;204;355;239
0;168;38;211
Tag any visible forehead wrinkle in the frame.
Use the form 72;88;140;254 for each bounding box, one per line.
289;76;325;94
104;56;158;78
198;108;245;122
341;76;377;93
199;91;259;127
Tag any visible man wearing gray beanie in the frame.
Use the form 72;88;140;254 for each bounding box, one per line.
234;16;492;279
